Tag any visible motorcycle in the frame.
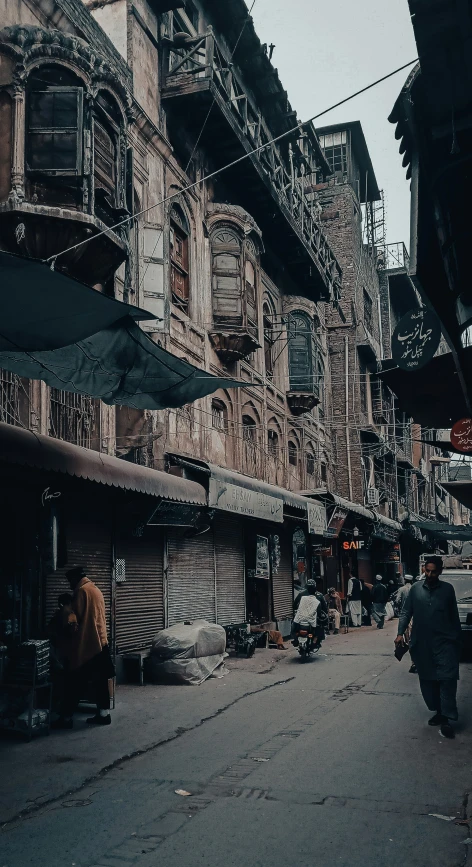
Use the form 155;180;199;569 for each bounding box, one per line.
224;623;257;658
293;625;321;660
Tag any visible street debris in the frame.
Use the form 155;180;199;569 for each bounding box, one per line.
252;758;270;762
428;814;456;822
175;790;192;797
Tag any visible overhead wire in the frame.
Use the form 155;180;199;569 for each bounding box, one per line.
45;56;419;267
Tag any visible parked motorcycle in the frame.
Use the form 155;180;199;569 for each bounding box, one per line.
224;623;257;658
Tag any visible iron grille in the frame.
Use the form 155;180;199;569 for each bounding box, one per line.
49;388;98;448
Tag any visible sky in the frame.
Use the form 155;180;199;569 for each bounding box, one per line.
247;0;418;245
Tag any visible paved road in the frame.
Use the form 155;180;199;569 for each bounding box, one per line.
2;622;472;867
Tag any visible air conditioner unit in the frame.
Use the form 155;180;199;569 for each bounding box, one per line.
367;487;380;506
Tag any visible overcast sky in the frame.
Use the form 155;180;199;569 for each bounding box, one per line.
247;0;417;246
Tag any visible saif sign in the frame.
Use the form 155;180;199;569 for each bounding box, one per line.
391;308;441;371
307;501;327;536
209;478;283;522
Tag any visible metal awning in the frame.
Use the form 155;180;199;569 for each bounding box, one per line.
442;481;472;512
372;513;403;533
0;316;244;410
0;250;153;351
411;516;472;541
0;422;207;504
304;490;374;522
378;352;469;427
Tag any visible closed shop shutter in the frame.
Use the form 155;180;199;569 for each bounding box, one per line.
272;531;294;621
45;504;113;634
214;515;245;625
166;530;216;626
115;534;164;654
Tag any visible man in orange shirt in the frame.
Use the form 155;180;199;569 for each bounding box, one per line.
52;566;114;729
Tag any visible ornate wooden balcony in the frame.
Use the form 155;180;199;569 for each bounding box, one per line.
286;391;320;416
209;329;260;364
161;29;342;303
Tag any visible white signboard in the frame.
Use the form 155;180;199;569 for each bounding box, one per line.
209;478;283;523
307;501;327;536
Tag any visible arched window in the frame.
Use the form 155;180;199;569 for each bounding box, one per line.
212;228;242;325
317;356;325;418
26;65;84;176
306;451;316;478
288;311;324;403
288;440;298;467
93;91;121;208
242;414;257;442
170;204;190;313
263;299;276;380
212;398;228;432
268;428;279;457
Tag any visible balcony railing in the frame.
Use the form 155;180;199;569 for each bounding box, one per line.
162;29;341;300
382;242;410;272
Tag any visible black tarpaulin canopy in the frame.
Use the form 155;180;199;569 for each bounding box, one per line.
411;516;472;540
0;316;244;409
378;351;470;427
0;250;153;351
442;482;472;512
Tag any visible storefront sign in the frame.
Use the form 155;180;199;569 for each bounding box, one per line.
325;506;348;539
209;478;283;522
307;501;327;536
391;308;441;371
451;418;472;453
256;535;270;579
371;524;399;542
342;540;365;550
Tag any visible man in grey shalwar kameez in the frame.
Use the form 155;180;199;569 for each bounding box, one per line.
395;556;462;739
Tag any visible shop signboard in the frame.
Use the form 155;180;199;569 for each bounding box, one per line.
371;524;399;542
209;478;283;522
391;308;441;371
307;501;327;537
256;535;270;578
325;506;348;539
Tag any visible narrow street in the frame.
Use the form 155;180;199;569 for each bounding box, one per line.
2;623;472;867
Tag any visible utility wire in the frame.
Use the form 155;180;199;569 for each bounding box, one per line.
46;57;418;266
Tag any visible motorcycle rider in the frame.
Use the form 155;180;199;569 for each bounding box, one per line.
293;579;328;649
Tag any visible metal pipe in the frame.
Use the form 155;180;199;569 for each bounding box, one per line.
345;333;353;500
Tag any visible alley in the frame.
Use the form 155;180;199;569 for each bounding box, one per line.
2;623;472;867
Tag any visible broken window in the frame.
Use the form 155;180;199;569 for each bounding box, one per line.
306;451;315;477
363;288;373;334
288;440;298;467
212;399;228;432
268;429;279;457
93;92;121;209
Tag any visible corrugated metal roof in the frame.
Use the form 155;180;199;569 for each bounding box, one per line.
0;422;206;505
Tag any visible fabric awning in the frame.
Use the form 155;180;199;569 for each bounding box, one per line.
0;317;244;410
411;515;472;540
0;250;153;351
0;421;207;504
442;482;472;512
378;352;469;427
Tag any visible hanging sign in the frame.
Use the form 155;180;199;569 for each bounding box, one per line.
391;308;441;370
256;535;270;579
325;506;348;539
450;418;472;453
307;501;327;536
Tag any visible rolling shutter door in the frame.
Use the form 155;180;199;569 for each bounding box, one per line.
115;535;164;654
272;532;293;621
45;506;112;633
166;530;216;626
214;515;245;625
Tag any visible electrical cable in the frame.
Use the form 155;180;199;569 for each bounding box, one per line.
45;56;419;267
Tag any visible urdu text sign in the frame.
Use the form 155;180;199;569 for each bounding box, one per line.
307;501;327;536
209;478;283;522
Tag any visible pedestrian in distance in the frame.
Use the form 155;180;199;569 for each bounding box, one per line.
325;586;342;633
395;555;462;739
347;572;363;627
52;566;115;730
371;575;388;629
395;575;416;670
361;579;373;626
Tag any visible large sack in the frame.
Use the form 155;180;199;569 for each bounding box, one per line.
293;596;319;628
149;620;227;685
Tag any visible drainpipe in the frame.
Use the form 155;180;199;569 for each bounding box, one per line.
345;333;353;500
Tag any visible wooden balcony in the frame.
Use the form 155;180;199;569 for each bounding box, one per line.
161;29;342;303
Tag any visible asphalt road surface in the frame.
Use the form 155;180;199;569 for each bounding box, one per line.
2;621;472;867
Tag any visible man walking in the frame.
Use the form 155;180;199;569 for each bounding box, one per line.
325;587;342;633
347;572;363;627
395;556;462;739
53;566;114;729
371;575;388;629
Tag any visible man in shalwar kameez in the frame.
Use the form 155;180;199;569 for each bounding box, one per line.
395;556;462;739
